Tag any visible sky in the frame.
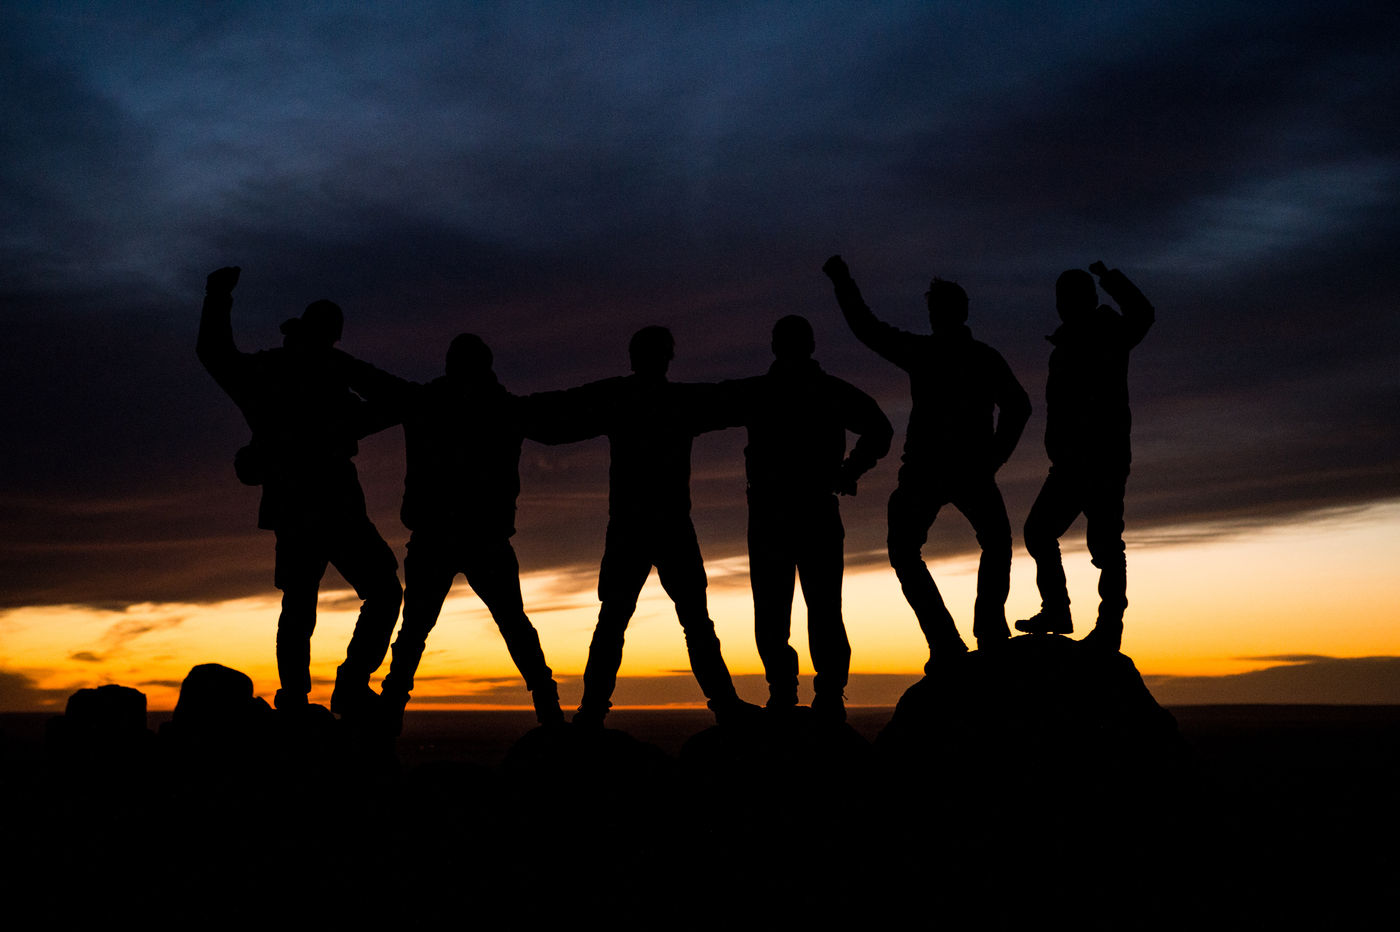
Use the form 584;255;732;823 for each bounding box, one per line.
2;1;1398;711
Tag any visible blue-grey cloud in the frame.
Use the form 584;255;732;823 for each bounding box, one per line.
1;1;1397;609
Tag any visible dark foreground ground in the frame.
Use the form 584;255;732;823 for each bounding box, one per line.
3;704;1397;928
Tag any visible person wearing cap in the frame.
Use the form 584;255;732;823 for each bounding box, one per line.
722;315;892;721
822;256;1030;668
197;266;402;717
1015;262;1154;652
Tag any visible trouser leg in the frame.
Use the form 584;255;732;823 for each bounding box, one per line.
464;540;556;694
955;478;1013;643
887;484;963;653
1023;468;1083;613
797;497;848;699
273;530;328;707
580;522;650;716
1084;471;1130;625
330;518;403;689
748;506;799;705
657;522;738;707
382;534;455;699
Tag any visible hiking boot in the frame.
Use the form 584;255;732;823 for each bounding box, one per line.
380;688;410;737
1080;623;1123;653
331;669;381;721
274;688;309;713
765;686;799;712
572;704;608;729
1014;607;1073;635
923;638;969;675
811;691;847;724
709;696;762;727
532;682;566;726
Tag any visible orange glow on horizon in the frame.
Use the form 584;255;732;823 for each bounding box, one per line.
3;500;1398;711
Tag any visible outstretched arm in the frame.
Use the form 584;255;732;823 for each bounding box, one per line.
823;255;915;366
522;381;611;445
1091;261;1155;349
196;266;245;394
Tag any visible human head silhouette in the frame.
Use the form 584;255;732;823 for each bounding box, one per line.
771;315;815;361
629;325;674;376
925;279;969;331
446;333;493;379
1056;269;1098;321
280;299;343;350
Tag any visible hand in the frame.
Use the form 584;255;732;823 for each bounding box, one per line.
822;255;850;281
834;459;859;496
206;266;241;294
1088;261;1108;277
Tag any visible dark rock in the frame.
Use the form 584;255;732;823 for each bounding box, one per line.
61;683;148;734
46;684;153;763
877;633;1185;797
169;662;266;728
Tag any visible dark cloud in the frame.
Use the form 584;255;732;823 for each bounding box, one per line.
1146;656;1400;705
0;669;74;711
1;2;1397;610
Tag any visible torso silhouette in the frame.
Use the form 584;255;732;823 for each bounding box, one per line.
567;373;728;521
1044;297;1153;470
400;373;524;538
733;357;890;499
199;315;374;530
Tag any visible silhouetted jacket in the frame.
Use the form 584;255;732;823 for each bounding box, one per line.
723;358;892;500
1044;270;1154;469
330;360;565;539
197;292;379;530
542;374;731;523
830;278;1031;480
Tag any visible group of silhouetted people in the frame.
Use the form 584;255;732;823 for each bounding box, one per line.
198;255;1153;731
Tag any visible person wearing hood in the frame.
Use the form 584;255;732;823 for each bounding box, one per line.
823;256;1031;667
723;315;892;721
1015;262;1154;651
338;333;566;731
197;266;403;718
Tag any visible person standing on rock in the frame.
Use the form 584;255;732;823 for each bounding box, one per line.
723;315;892;721
823;256;1031;668
1015;262;1154;651
197;266;402;718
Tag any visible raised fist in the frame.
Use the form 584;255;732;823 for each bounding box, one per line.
206;266;242;294
822;255;850;281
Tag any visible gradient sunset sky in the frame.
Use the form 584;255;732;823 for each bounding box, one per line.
3;1;1397;711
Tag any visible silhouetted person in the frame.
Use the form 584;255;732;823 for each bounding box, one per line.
336;334;564;730
723;315;892;721
556;326;754;727
823;256;1031;667
197;267;402;717
1016;262;1154;651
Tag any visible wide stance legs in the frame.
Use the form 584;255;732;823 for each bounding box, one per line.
576;519;743;725
381;532;562;726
